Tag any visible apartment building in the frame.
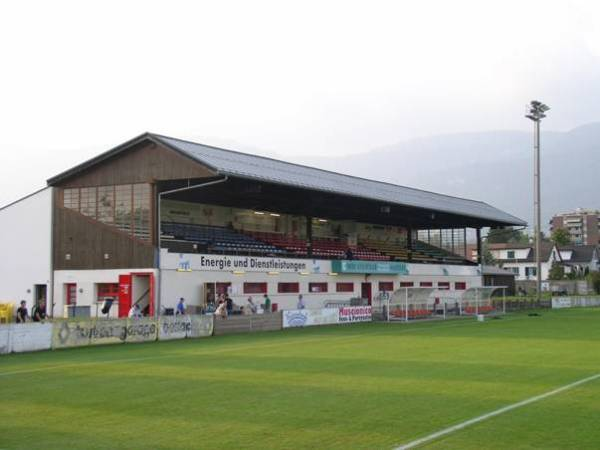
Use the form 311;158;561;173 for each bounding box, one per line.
550;208;600;245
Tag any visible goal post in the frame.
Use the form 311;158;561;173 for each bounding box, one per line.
460;286;507;316
372;285;508;322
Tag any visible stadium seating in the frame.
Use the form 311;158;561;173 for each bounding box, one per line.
360;238;469;264
161;223;285;255
248;232;389;260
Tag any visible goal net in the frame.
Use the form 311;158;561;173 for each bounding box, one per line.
373;286;507;321
459;287;506;316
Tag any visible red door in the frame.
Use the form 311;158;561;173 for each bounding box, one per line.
118;274;132;318
66;283;77;305
361;282;372;305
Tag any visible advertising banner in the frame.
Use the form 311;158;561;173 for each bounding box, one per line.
551;298;572;309
282;308;339;328
338;306;372;323
52;318;158;349
159;315;214;340
161;251;330;274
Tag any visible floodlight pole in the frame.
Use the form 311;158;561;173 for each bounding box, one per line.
526;101;549;304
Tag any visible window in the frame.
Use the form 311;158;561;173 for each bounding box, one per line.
525;267;537;277
420;282;433;287
97;186;115;224
437;282;450;290
507;250;515;259
336;282;354;293
244;282;267;294
64;188;79;210
66;283;77;305
454;282;466;290
97;283;119;301
133;184;151;240
115;184;133;234
399;282;414;287
309;282;328;293
510;267;520;275
62;184;152;241
278;282;299;293
79;187;97;218
379;281;394;292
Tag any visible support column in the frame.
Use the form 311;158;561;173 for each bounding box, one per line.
306;216;313;258
476;228;482;266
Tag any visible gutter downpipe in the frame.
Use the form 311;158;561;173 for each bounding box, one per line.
156;176;229;319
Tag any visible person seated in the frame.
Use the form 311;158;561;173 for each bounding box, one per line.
345;247;354;260
246;296;258;314
215;300;227;319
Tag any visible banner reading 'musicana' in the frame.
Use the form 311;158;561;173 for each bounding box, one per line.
283;306;372;328
160;251;331;274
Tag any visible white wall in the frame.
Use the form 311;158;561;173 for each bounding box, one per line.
53;269;157;318
159;251;482;311
0;188;53;317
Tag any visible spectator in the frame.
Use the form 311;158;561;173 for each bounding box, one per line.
16;300;28;323
345;247;354;260
128;303;142;319
263;294;271;313
32;301;48;322
215;300;227;319
225;294;233;314
297;294;305;310
176;297;186;315
247;296;257;314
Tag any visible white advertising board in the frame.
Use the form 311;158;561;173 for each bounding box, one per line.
552;298;572;309
338;306;372;323
283;308;339;328
161;250;330;274
283;306;373;328
159;315;214;340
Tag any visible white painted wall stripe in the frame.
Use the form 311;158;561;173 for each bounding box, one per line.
394;372;600;449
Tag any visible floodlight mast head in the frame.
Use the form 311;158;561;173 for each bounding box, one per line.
525;100;550;122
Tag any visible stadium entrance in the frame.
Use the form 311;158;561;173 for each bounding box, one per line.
118;273;155;317
361;283;372;305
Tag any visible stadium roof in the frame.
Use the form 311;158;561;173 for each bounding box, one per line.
48;132;525;227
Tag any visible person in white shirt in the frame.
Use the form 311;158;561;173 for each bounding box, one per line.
297;294;305;310
247;296;258;314
128;303;142;319
215;300;227;319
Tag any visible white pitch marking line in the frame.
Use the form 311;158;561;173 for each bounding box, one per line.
394;372;600;449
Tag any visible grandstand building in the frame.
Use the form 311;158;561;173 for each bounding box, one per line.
0;133;525;317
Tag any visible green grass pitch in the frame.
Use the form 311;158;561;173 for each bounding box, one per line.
1;309;600;449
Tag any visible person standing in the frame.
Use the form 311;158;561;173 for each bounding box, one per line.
225;294;233;314
176;298;186;315
16;301;28;323
263;293;271;313
297;294;305;310
32;300;48;322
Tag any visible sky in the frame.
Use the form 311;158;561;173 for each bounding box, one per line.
1;0;600;206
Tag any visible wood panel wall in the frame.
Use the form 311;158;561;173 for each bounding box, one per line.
52;139;217;270
56;140;216;188
54;205;155;270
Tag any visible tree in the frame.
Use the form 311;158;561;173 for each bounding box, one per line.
588;272;600;294
481;244;496;265
548;261;565;280
486;227;530;244
551;227;571;246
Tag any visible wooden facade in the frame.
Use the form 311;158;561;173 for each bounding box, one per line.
52;139;216;270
